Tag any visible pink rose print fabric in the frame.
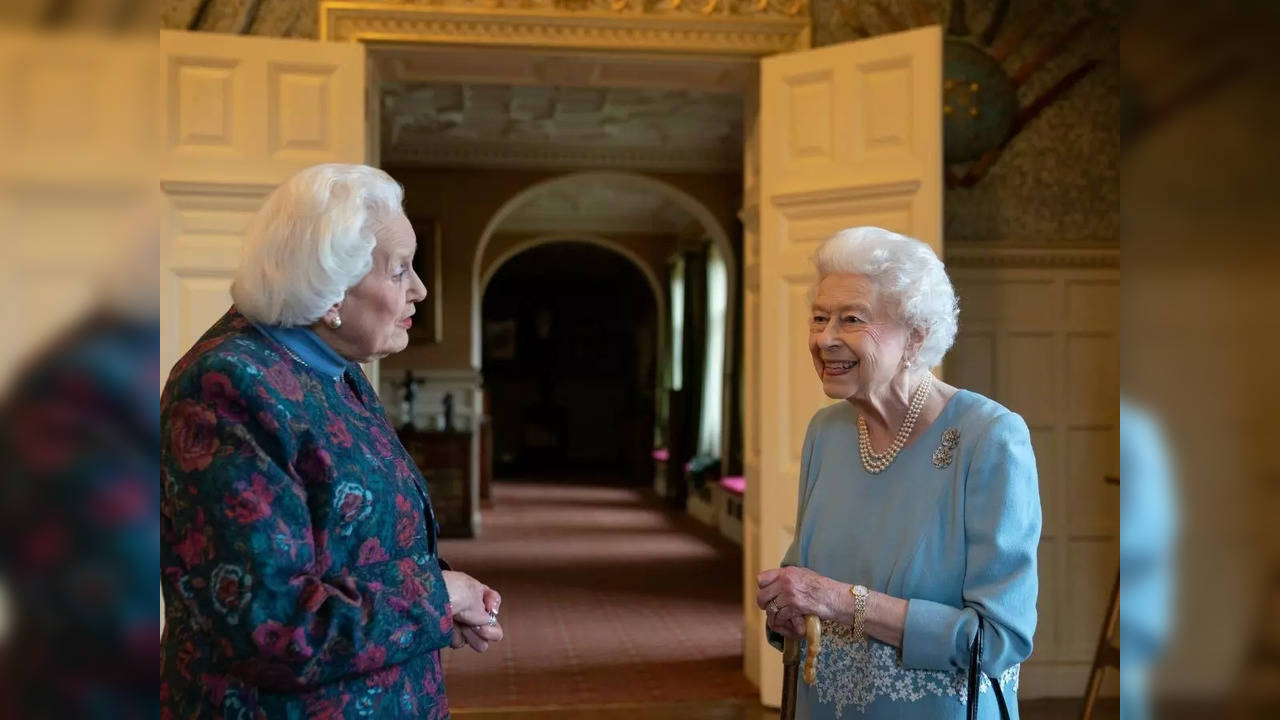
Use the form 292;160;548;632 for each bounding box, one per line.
161;308;455;719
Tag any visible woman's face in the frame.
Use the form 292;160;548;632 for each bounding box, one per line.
808;273;913;401
327;212;427;362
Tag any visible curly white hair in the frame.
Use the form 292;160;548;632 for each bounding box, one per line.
231;164;405;326
811;227;959;368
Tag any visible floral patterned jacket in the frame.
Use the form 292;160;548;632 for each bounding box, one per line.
160;308;455;719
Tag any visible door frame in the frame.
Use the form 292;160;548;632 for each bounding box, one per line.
316;0;812;694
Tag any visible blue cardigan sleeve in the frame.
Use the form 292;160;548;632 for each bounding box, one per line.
901;411;1041;674
162;355;455;691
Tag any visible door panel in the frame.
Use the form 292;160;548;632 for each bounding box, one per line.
159;30;366;381
746;25;942;706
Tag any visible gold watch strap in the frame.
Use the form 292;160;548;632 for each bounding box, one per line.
850;584;869;642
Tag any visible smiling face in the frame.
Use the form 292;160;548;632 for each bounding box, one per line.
323;212;427;362
808;273;915;401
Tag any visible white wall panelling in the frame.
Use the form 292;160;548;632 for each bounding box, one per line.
945;250;1119;698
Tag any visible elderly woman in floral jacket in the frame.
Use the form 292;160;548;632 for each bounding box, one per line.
161;164;502;719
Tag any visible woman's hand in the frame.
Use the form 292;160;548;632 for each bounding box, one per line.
756;567;851;632
757;567;910;648
442;570;503;628
767;608;807;639
449;622;504;652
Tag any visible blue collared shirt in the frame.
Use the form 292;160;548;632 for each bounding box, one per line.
250;321;350;380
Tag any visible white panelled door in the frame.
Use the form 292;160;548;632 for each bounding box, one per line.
159;30;366;382
744;26;942;706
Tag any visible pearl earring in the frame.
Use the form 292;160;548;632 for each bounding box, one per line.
328;314;342;329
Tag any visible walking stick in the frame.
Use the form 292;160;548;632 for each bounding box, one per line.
780;636;801;720
779;616;822;720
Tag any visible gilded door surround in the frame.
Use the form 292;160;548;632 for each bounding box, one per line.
318;0;810;56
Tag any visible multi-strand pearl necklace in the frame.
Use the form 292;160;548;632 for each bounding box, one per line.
857;373;934;474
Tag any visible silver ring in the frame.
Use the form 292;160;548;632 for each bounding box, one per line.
487;612;498;627
767;601;782;614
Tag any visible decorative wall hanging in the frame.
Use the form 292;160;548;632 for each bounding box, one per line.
824;0;1098;188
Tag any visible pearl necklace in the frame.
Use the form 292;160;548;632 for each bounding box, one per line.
857;373;934;474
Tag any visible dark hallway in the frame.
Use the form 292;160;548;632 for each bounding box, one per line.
481;242;658;484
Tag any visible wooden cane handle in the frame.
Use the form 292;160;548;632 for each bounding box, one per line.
803;614;821;685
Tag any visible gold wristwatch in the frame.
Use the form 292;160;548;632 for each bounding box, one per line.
850;584;869;642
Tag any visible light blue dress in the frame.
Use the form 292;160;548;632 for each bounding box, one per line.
1118;399;1177;720
773;389;1041;719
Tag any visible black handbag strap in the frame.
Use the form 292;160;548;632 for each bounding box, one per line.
967;616;1012;720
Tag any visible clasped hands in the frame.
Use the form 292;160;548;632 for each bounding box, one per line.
442;570;504;653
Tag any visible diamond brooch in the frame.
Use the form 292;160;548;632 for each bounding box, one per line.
932;428;960;468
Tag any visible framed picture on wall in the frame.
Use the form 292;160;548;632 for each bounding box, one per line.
485;319;517;360
409;216;443;344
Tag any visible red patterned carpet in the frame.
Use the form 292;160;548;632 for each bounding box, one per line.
437;481;757;710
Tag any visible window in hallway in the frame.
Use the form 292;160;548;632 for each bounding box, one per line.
698;244;728;459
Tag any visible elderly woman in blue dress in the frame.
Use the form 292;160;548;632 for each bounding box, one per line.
755;227;1041;719
161;164;503;719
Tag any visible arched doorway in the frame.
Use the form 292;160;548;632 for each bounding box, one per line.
440;170;751;710
481;239;661;481
471;171;735;378
473;171;738;476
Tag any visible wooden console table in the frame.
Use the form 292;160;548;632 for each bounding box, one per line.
398;429;474;538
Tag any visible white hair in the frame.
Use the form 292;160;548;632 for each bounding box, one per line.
232;164;405;326
812;227;959;368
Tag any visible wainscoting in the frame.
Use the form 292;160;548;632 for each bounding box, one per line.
945;245;1120;698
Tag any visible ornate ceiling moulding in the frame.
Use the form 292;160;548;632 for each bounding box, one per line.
319;1;810;55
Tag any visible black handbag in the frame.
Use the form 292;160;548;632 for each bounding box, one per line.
967;615;1012;720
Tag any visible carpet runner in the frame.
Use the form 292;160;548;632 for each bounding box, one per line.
438;481;757;709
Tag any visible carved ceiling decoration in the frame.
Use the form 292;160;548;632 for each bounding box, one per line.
382;82;743;171
495;174;701;234
319;0;810;53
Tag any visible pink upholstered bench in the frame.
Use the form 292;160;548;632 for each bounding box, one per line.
719;475;745;497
